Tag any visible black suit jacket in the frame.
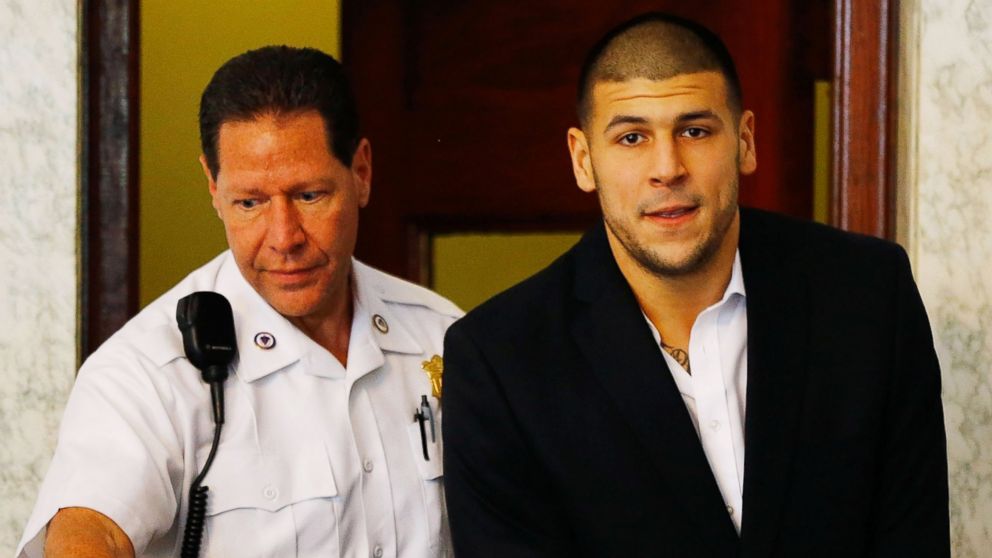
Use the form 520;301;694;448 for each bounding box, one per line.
442;208;949;557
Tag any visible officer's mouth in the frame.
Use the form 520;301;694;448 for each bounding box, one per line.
264;266;320;284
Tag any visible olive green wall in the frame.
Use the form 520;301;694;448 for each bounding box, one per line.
140;0;340;306
432;233;583;311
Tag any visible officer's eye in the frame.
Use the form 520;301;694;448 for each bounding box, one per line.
298;191;325;203
235;199;259;210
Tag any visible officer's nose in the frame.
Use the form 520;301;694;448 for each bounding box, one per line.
649;136;688;188
267;198;306;254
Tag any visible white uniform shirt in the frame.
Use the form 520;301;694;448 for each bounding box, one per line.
17;252;462;557
643;251;748;533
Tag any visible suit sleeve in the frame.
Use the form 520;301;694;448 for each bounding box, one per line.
442;322;574;557
868;247;950;556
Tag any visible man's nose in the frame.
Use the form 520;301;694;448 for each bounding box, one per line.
649;137;687;187
267;199;306;253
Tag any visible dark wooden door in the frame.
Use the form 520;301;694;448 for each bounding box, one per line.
344;1;832;282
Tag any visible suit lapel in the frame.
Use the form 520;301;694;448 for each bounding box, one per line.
738;209;810;557
569;224;739;553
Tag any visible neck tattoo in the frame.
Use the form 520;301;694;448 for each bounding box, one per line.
660;342;691;375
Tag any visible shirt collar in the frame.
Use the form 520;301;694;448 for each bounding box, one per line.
351;259;424;356
216;254;304;383
325;260;424;383
218;255;423;384
640;249;746;344
724;250;746;302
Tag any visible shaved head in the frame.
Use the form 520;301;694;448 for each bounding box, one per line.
577;13;742;128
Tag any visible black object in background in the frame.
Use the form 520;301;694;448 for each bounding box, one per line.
176;291;237;558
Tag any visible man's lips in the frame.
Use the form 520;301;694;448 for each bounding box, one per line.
264;266;320;280
643;205;699;221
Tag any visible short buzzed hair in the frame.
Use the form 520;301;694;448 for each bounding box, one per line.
577;13;742;128
199;46;361;178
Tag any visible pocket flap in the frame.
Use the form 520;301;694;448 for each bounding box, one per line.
200;443;338;514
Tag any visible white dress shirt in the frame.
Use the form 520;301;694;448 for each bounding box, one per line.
17;252;461;557
644;251;748;533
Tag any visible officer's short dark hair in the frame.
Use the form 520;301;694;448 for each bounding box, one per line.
199;45;360;177
577;13;743;128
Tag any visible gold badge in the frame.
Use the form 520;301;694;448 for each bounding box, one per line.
421;354;443;399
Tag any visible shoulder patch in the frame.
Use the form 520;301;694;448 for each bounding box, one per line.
353;260;464;318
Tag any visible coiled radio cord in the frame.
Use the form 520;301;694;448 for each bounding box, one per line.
180;383;225;558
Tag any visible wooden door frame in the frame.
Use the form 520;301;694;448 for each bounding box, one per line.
80;1;897;356
80;0;140;360
831;0;898;238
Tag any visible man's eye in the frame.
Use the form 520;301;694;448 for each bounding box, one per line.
298;191;325;202
618;133;645;146
236;199;259;210
681;127;709;139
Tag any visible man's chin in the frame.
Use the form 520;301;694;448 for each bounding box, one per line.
257;289;322;320
634;244;713;277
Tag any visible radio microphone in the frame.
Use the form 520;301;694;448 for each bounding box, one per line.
177;291;236;424
176;291;237;558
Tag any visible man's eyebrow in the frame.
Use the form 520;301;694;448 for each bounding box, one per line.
226;186;265;198
602;110;722;134
226;178;337;197
603;115;649;134
676;110;720;123
286;177;336;192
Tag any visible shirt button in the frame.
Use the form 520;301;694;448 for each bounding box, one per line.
262;485;278;500
727;505;735;516
363;459;374;473
710;420;721;431
372;545;384;558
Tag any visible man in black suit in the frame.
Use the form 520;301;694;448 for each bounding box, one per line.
442;12;949;557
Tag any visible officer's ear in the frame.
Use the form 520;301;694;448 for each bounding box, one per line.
200;154;222;219
350;138;372;208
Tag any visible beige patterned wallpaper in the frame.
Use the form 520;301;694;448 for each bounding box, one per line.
904;0;992;556
0;0;78;554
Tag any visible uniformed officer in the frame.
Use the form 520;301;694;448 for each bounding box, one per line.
17;46;461;558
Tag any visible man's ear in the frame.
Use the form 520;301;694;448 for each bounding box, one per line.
350;138;372;208
738;110;757;176
199;154;222;218
567;127;596;193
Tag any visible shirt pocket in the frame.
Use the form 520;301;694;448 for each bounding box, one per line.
197;443;340;557
407;405;445;551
